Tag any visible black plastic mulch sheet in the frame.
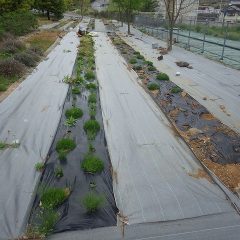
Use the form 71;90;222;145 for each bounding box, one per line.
29;82;117;233
109;33;240;165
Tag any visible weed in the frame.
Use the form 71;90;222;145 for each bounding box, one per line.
89;181;97;189
14;52;38;67
86;82;97;90
63;76;75;84
75;76;84;84
88;143;95;153
0;142;7;150
58;151;67;161
1;38;25;54
35;162;45;172
171;86;182;93
56;138;76;154
65;107;83;119
72;87;80;94
40;187;69;209
85;70;95;80
148;83;159;91
0;141;20;150
0;59;25;77
55;166;64;178
156;73;169;81
148;66;156;71
88;93;97;104
64;116;77;127
129;58;137;64
83;120;100;140
37;209;59;236
81;154;104;174
82;192;105;213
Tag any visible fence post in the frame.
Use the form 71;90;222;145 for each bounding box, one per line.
177;28;179;43
187;20;192;49
201;20;208;53
220;22;229;60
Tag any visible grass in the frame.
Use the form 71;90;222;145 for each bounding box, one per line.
58;151;67;161
84;120;100;140
171;86;182;94
35;162;45;171
64;116;77;127
82;192;105;213
56;138;76;154
89;103;97;119
37;209;59;236
0;142;7;150
72;87;80;94
40;187;69;209
134;51;140;55
25;30;61;52
86;82;97;90
156;73;169;81
55;166;64;178
148;83;159;91
65;107;83;119
0;83;7;92
129;58;137;64
0;75;18;92
0;141;20;150
88;93;97;104
136;54;145;60
81;154;104;174
85;70;95;80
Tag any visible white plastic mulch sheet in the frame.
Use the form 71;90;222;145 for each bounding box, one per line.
94;29;236;225
0;27;82;238
116;23;240;134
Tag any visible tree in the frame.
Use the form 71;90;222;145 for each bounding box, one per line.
79;0;90;16
34;0;66;19
0;0;34;13
163;0;197;51
139;0;158;12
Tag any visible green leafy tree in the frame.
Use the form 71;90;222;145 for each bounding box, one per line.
0;0;34;13
112;0;141;34
139;0;158;12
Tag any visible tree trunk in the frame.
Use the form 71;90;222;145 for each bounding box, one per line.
47;10;50;20
127;12;131;34
168;27;173;51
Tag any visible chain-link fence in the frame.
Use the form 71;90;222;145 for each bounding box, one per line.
134;15;240;70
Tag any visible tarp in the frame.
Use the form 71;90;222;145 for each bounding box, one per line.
0;22;88;239
94;20;238;225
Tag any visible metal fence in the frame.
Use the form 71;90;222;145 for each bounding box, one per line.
134;17;240;70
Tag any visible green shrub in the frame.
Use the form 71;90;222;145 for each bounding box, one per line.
40;187;69;209
82;192;105;213
72;87;80;94
129;58;137;64
83;119;100;140
0;59;25;77
0;10;38;37
14;52;38;67
65;107;83;119
171;86;182;94
81;154;104;174
0;84;7;92
148;83;159;91
136;54;144;60
145;61;153;66
64;116;77;127
148;66;156;71
37;209;59;236
156;72;169;81
133;51;140;55
85;70;95;80
56;138;76;154
88;93;97;104
35;162;45;171
133;65;142;71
